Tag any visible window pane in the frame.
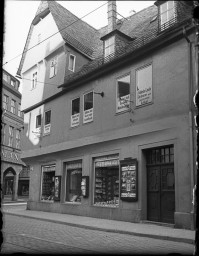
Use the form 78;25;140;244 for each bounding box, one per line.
41;171;55;200
36;114;41;128
84;92;93;110
69;55;75;71
72;98;80;115
45;111;51;125
118;75;130;98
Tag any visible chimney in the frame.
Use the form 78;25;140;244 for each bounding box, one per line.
107;1;117;33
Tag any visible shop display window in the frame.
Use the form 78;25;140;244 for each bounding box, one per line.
66;161;82;203
41;166;55;201
94;156;119;207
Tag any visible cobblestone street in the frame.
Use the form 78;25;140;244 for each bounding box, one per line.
1;214;194;254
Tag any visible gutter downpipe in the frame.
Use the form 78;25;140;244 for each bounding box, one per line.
183;27;195;230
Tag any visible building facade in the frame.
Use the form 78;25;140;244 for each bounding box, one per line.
18;1;197;229
1;69;29;201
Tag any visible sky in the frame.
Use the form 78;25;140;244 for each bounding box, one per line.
3;0;154;81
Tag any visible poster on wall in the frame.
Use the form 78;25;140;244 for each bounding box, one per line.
54;176;61;201
136;64;152;107
120;159;138;202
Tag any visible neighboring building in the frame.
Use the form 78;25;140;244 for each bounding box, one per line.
1;69;29;201
18;0;197;229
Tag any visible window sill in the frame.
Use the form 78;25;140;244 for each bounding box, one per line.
115;109;130;115
40;200;54;203
93;204;119;208
62;201;81;205
135;101;153;109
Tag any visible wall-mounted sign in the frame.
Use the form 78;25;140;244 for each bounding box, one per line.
117;94;130;113
120;159;138;202
54;176;61;201
81;176;89;198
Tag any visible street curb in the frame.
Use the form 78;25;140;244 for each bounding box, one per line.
3;211;195;245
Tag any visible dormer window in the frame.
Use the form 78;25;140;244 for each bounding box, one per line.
104;36;115;58
160;1;175;30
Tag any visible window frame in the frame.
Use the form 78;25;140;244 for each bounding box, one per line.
8;126;14;147
68;54;76;72
116;73;131;114
160;1;175;27
83;91;94;124
11;99;16;114
49;56;58;78
71;97;80;128
16;129;20;149
40;165;56;201
43;110;51;135
36;114;42;128
31;71;37;90
18;103;21;117
104;36;115;58
3;94;9;110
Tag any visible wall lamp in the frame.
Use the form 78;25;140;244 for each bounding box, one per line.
94;91;104;97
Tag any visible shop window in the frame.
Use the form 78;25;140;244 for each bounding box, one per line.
136;64;152;107
16;130;20;149
116;74;130;113
8;126;14;147
41;165;55;201
43;110;51;135
11;99;16;114
49;57;58;78
65;161;82;203
32;71;37;89
104;36;115;58
94;155;119;207
160;1;175;30
3;94;9;110
83;91;93;124
68;54;76;72
71;97;80;127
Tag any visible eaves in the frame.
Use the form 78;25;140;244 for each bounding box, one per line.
23;21;194;114
3;83;22;99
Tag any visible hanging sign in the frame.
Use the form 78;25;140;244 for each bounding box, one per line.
54;176;61;201
120;159;138;202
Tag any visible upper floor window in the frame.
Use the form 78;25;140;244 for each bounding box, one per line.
8;126;14;147
3;94;9;110
11;99;16;114
11;79;15;87
116;74;130;113
3;73;9;82
160;1;175;29
83;91;93;124
68;54;76;72
136;64;153;107
16;129;21;149
104;36;115;58
36;114;42;128
71;97;80;128
49;57;58;78
32;71;37;89
44;110;51;135
1;123;6;145
18;103;21;117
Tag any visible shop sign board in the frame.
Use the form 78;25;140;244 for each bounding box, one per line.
117;94;130;113
71;113;80;127
54;176;61;201
120;159;138;202
83;108;93;123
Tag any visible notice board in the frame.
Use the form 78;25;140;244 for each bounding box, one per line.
120;159;138;202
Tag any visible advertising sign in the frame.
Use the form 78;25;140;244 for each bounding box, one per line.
120;159;138;202
54;176;61;201
117;94;130;113
136;64;152;107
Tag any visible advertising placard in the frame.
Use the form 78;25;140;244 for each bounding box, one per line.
117;94;130;113
83;108;93;123
54;176;61;201
71;113;80;127
120;159;138;202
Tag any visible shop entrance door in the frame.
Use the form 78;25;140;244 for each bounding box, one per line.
146;146;175;224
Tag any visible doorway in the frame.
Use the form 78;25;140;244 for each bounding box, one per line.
146;145;175;224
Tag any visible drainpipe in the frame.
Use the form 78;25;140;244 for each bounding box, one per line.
183;27;195;230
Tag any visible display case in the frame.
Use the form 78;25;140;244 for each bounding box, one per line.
120;159;138;202
81;176;89;198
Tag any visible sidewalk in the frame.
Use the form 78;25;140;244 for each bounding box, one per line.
2;204;195;245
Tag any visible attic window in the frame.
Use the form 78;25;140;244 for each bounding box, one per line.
69;54;76;72
160;1;176;30
104;36;115;58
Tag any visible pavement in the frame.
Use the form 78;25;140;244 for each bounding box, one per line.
1;201;195;246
